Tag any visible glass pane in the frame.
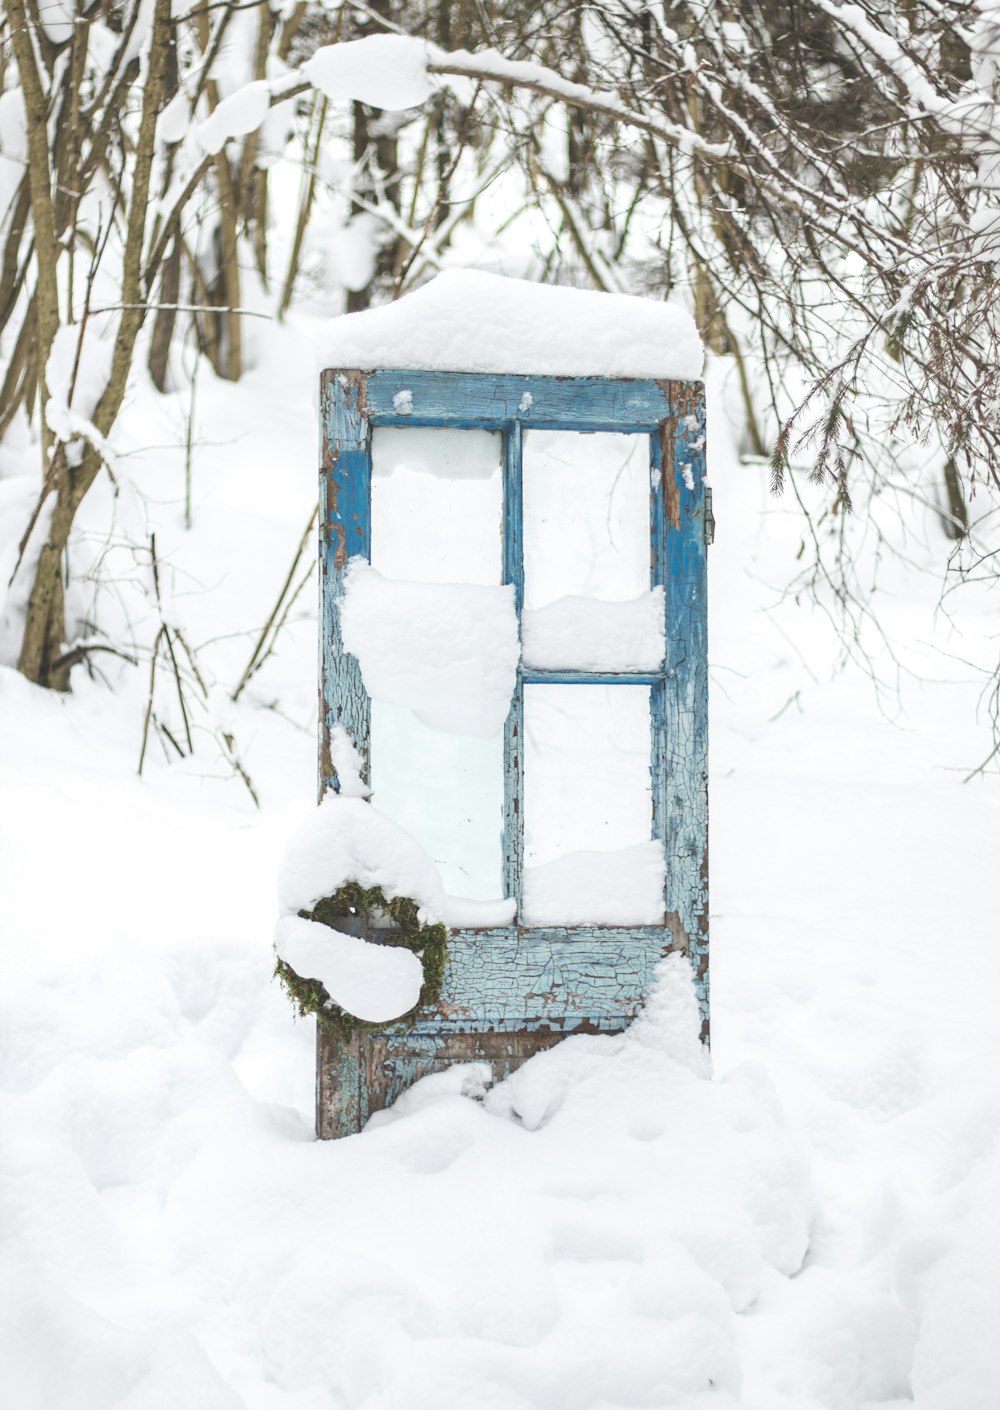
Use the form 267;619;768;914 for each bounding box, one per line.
522;684;663;926
370;699;505;906
522;430;650;610
371;427;502;585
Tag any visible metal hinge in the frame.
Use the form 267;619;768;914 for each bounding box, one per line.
704;486;715;546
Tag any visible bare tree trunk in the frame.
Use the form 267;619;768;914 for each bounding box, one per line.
148;224;181;393
0;307;36;440
17;449;73;690
188;4;243;381
213;154;244;382
239;9;273;289
148;32;180;391
346;0;402;313
17;0;173;689
0;181;31;342
7;0;62;461
279;95;327;320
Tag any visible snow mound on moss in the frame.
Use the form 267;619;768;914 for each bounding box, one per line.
275;914;424;1022
278;794;446;923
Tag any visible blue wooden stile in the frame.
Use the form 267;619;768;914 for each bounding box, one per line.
316;369;710;1138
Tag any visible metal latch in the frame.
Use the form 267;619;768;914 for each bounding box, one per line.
704;486;715;546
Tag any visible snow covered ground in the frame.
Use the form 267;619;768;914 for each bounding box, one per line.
1;315;998;1410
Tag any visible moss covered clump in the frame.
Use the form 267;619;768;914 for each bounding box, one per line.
276;880;448;1036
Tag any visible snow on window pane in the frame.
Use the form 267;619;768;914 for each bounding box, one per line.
522;430;650;609
371;427;502;585
521;589;665;672
340;561;518;737
522;684;663;926
370;699;505;907
522;843;665;928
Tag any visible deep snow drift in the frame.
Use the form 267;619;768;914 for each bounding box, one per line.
1;314;998;1410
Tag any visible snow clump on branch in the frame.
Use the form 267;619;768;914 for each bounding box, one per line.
303;35;435;111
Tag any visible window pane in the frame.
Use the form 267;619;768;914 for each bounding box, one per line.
522;430;650;609
371;427;502;585
522;684;663;926
370;699;505;907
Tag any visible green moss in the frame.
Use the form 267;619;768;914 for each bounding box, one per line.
276;881;448;1037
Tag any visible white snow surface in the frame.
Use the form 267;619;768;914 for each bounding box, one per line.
275;914;424;1022
36;0;75;43
523;428;650;607
196;81;271;155
0;88;27;166
522;841;666;926
443;894;517;928
373;425;500;480
45;322;113;430
1;320;999;1410
321;270;704;379
328;725;371;798
370;428;502;587
339;558;519;737
326;214;381;293
158;90;190;145
521;589;665;671
279;793;445;924
303;35;434;111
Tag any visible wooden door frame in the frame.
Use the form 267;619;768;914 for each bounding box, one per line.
316;369;709;1137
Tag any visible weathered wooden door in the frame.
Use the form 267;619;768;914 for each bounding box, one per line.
317;370;709;1137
